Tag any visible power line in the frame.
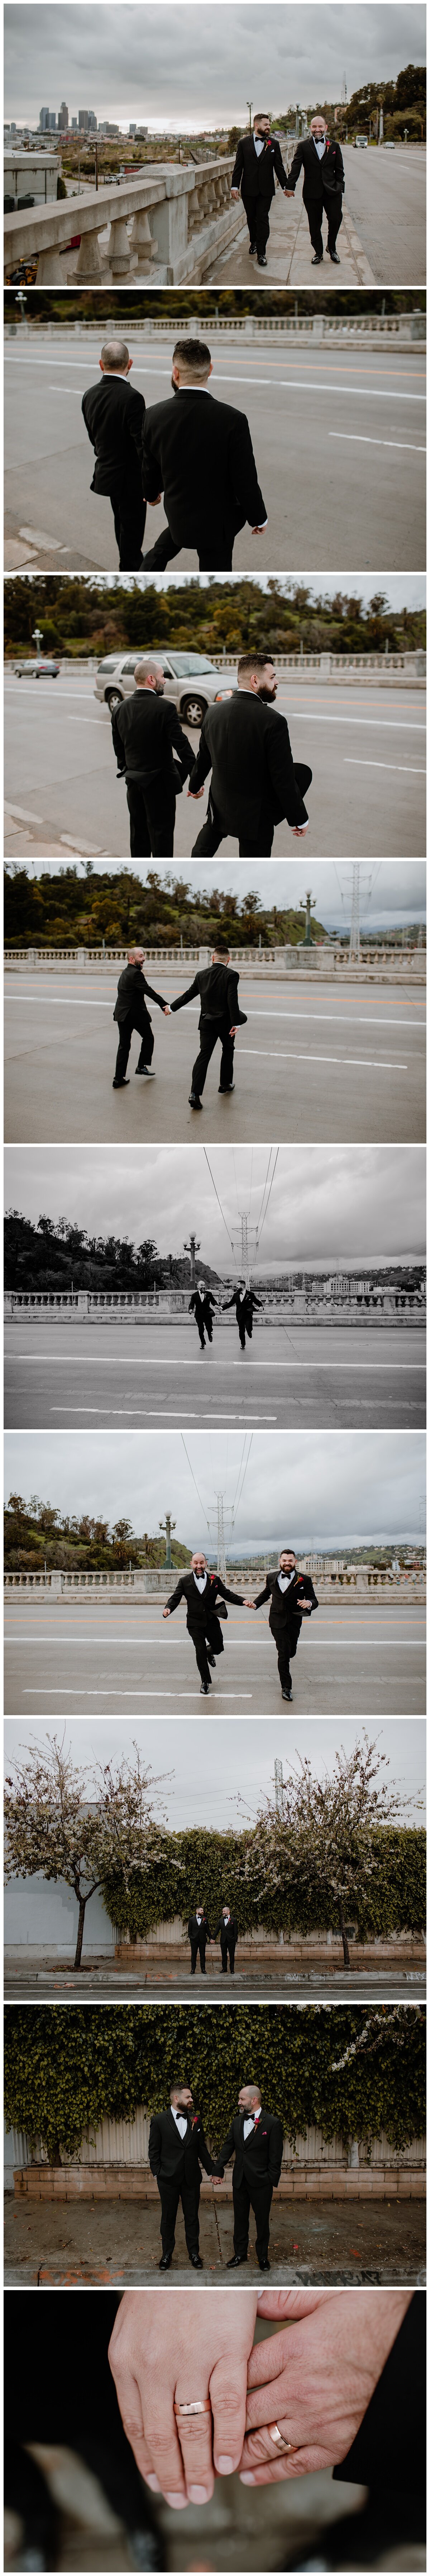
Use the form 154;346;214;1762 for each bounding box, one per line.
254;1150;273;1235
226;1432;249;1537
180;1436;212;1536
256;1148;279;1245
231;1433;254;1529
203;1148;235;1249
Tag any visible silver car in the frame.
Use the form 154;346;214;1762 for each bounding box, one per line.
94;649;234;726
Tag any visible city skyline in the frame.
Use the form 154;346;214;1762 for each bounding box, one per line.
5;0;426;128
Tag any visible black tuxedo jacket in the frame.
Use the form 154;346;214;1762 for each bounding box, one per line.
166;1570;244;1628
214;1914;238;1945
142;389;266;555
82;376;145;493
334;2295;425;2497
287;136;344;200
188;694;310;838
113;962;167;1027
187;1911;212;1947
223;1290;263;1320
148;2105;218;2184
218;2106;283;2187
111;692;194;791
231;132;288;200
254;1569;318;1632
189;1290;217;1324
170;962;247;1032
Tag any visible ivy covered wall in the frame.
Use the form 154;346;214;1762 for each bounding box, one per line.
4;2004;425;2165
101;1826;426;1941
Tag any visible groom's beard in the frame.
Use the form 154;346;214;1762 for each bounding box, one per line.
257;683;277;701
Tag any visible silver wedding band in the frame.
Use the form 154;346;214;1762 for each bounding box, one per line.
174;2398;212;2417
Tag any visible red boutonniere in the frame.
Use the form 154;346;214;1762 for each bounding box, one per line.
191;2114;199;2129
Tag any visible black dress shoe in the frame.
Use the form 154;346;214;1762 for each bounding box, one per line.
226;2252;248;2268
258;2257;271;2271
113;1079;130;1089
257;254;267;266
282;1685;292;1700
329;249;340;262
190;2251;204;2268
311;252;323;263
189;1092;202;1108
159;2252;172;2270
135;1065;155;1077
219;1081;235;1093
200;1681;211;1694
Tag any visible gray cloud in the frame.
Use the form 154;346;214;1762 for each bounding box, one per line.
4;1143;426;1269
4;1428;425;1550
12;860;427;928
5;3;426;126
3;1714;426;1829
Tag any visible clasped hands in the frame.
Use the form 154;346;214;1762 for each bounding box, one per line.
108;2287;411;2509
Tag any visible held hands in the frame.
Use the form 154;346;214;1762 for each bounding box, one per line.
162;1005;171;1015
238;2288;412;2488
244;1596;256;1608
108;2287;258;2507
187;784;205;799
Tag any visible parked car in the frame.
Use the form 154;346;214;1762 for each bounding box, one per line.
94;650;235;725
354;134;368;147
13;658;60;678
384;139;395;148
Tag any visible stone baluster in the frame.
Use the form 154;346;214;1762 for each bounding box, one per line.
69;222;105;283
129;207;158;272
105;213;132;277
187;185;202;232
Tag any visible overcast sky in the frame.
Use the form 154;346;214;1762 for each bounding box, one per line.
3;1716;426;1828
4;1144;426;1270
16;860;427;930
4;1428;425;1550
5;3;426;128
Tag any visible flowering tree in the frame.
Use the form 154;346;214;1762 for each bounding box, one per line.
236;1734;421;1967
4;1734;168;1969
330;2004;425;2071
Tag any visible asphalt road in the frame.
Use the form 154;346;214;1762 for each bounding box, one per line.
4;330;426;572
4;671;426;857
5;1961;425;1999
5;2193;425;2288
4;1600;426;1714
4;970;426;1144
4;1318;426;1430
340;144;426;287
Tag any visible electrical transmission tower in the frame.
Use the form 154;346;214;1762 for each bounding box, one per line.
217;1493;226;1581
231;1212;258;1276
349;864;361;962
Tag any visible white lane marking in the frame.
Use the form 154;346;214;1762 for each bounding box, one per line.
243;1049;408;1069
4;687;103;702
4;686;425;731
11;1357;424;1373
329;433;426;452
344;758;426;773
4;991;425;1032
5;354;426;400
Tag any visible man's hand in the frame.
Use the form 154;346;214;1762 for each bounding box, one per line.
244;1597;256;1608
290;823;309;836
108;2287;258;2507
238;2289;412;2488
284;188;295;197
231;187;240;198
251;523;268;534
300;1600;312;1614
162;1005;170;1015
187;784;205;799
145;493;162;505
229;1024;238;1037
162;1607;171;1619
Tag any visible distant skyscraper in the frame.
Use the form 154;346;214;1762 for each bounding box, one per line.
78;107;97;131
39;107;51;130
58;101;69;129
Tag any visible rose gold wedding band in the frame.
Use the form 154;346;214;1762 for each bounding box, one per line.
268;2421;296;2453
174;2399;212;2417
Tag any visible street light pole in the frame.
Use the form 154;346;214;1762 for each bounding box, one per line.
247;100;253;130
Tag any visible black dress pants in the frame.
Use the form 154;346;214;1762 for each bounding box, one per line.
242;192;271;255
192;762;312;859
144;526;234;572
191;1018;235;1099
109;472;146;571
114;1006;154;1084
189;1610;225;1686
272;1624;300;1690
233;2175;273;2262
157;2175;200;2257
196;1318;212;1347
125;775;177;858
304;186;343;256
190;1933;208;1974
220;1933;236;1975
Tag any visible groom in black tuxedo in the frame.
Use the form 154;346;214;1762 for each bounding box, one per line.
163;1548;245;1693
148;2082;222;2268
216;2082;283;2270
188;654;312;858
142;335;267;571
247;1547;319;1698
285;117;344;263
81;339;147;570
187;1904;212;1975
231;112;290;265
169;944;247;1109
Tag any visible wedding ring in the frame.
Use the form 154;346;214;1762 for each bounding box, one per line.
174;2399;212;2417
268;2421;296;2453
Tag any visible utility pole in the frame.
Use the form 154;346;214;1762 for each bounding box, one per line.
247;100;253;130
300;888;316;946
349;864;361;963
217;1494;226;1581
32;626;43;657
274;1758;284;1818
183;1232;200;1288
159;1512;175;1567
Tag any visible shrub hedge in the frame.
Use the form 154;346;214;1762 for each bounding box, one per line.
4;2004;425;2165
101;1826;426;1942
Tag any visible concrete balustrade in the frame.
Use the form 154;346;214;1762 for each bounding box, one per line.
4;1568;425;1600
4;1288;425;1325
4;157;241;287
4;944;426;983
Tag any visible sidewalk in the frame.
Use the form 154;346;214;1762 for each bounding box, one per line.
205;190;376;285
5;2189;425;2286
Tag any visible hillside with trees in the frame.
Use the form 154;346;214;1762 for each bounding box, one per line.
4;867;328;951
4;576;425;663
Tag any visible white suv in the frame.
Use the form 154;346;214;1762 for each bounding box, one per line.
94;650;235;726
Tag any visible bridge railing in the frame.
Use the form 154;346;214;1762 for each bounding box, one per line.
4;158;239;288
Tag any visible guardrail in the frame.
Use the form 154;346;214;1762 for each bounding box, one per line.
4;945;426;983
8;311;424;343
4;1288;425;1323
4;158;240;287
4;1568;425;1599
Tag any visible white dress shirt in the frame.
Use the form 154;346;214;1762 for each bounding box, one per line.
193;1570;207;1592
243;2110;261;2138
312;136;327;159
171;2107;188;2137
253;136;265;156
277;1570;297;1592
